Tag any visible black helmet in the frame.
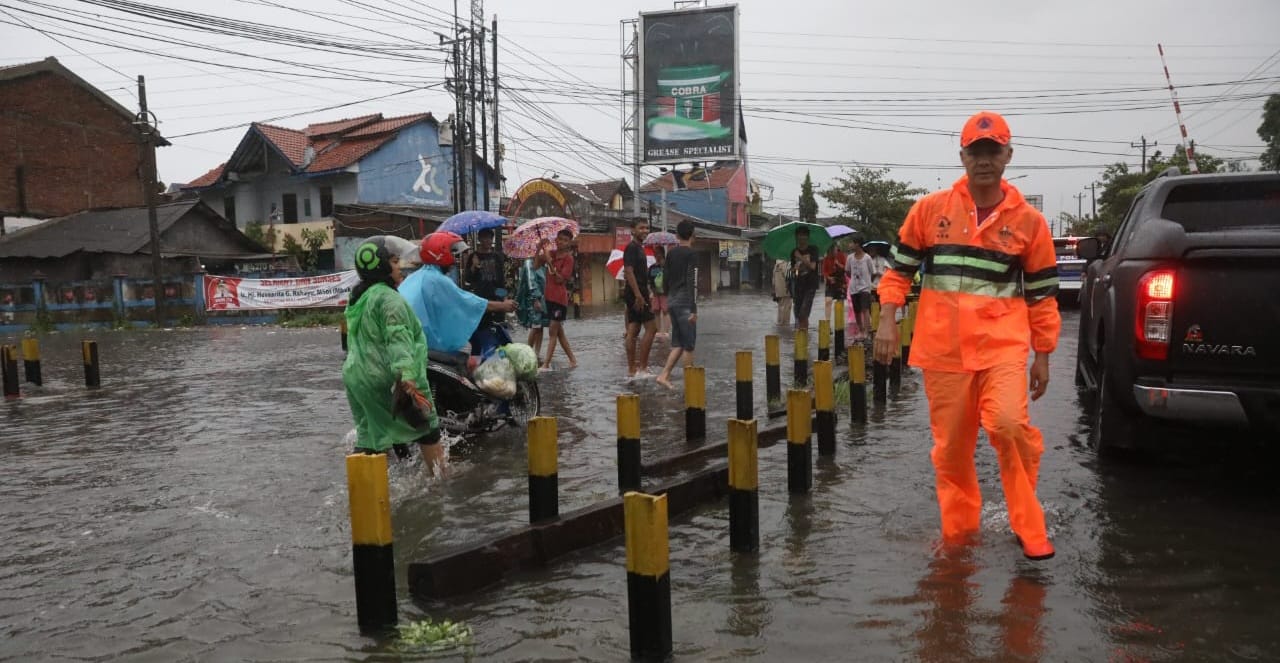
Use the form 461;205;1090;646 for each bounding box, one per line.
353;236;395;281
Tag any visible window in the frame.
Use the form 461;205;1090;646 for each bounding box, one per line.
320;186;334;217
303;197;312;217
1161;179;1280;232
223;196;236;225
282;194;298;224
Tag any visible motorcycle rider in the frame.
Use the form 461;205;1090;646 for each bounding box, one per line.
342;235;445;475
399;231;517;357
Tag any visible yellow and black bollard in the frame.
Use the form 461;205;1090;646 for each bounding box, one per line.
82;340;100;389
617;394;642;493
624;491;672;661
765;335;781;407
527;417;559;523
817;318;831;362
735;350;753;421
793;329;808;388
786;388;813;494
727;418;759;553
848;345;868;425
685;366;706;443
346;452;397;632
340;318;348;353
21;338;41;386
833;299;845;360
870;300;881;332
814;360;836;457
2;345;18;400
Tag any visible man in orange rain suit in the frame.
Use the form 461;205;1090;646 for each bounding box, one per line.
874;111;1061;561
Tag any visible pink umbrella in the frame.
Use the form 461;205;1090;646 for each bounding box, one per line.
503;217;579;259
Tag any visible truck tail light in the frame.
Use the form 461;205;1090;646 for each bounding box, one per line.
1135;270;1175;360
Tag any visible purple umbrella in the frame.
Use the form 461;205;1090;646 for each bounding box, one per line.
826;224;857;239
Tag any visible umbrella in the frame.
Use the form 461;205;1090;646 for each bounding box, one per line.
643;231;679;247
862;240;891;254
826;224;856;239
503;216;579;259
606;246;656;279
762;221;833;261
438;210;507;235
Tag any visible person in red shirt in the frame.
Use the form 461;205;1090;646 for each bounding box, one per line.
541;229;578;370
822;243;847;323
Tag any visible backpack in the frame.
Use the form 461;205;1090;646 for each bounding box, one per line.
651;265;665;294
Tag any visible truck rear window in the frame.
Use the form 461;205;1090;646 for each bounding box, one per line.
1161;179;1280;232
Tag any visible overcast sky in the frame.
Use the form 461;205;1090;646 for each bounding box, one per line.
5;0;1277;225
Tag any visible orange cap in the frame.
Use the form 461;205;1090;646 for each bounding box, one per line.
960;111;1011;147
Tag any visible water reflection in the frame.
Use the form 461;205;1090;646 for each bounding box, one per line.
725;555;771;639
912;548;1047;663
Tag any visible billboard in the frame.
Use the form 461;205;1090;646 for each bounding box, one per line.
639;5;739;165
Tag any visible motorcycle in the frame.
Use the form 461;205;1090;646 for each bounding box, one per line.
426;320;541;437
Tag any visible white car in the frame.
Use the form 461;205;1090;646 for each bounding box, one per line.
1053;236;1087;302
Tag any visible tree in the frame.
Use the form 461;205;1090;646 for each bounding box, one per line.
281;228;329;273
1093;145;1225;234
798;172;819;222
818;167;927;241
1056;212;1092;236
1258;93;1280;171
244;221;277;251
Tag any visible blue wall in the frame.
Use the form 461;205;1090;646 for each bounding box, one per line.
640;189;727;224
356;122;491;209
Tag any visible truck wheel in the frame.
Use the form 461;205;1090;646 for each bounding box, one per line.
1090;353;1138;455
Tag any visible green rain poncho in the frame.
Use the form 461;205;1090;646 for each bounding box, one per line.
342;282;438;452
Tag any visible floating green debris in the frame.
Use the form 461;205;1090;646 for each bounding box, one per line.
395;617;473;652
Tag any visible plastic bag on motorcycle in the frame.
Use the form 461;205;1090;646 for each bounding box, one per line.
472;353;518;399
501;343;539;381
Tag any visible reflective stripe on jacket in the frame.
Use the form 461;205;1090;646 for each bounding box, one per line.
877;176;1061;372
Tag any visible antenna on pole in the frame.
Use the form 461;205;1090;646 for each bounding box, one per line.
1158;44;1198;174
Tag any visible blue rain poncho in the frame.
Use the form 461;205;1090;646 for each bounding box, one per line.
398;265;489;353
342;282;437;452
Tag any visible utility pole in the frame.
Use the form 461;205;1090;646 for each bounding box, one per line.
1073;192;1086;224
1131;136;1157;172
1087;182;1097;220
136;75;164;326
479;23;489;212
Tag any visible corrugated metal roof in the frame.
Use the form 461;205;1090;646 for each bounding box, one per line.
0;200;218;258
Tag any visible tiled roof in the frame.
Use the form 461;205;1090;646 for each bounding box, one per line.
306;136;391;173
558;182;603;205
185;162;226;189
586;179;628;202
304;114;381;137
183;111;453;189
345;113;431;138
641;163;743;193
254;122;308;166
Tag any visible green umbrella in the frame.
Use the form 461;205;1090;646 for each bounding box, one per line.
762;221;833;261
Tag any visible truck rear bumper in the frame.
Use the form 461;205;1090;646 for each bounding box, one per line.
1132;384;1249;426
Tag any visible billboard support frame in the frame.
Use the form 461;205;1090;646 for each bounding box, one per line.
620;18;641;216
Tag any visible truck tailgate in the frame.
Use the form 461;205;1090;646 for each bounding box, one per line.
1169;254;1280;379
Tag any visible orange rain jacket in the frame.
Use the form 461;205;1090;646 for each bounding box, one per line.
878;177;1061;372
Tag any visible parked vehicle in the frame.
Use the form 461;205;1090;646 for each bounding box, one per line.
427;321;540;437
1053;236;1088;305
1075;169;1280;451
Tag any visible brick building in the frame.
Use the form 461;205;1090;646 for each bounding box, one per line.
0;57;167;234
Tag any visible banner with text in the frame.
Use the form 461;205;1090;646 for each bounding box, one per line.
639;4;740;165
205;271;359;311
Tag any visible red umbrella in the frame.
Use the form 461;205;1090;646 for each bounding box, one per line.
607;246;655;279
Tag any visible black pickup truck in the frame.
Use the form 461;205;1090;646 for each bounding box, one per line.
1075;170;1280;451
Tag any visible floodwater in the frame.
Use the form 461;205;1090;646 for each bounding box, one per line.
3;294;1279;662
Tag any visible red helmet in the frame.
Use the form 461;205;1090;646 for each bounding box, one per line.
420;231;469;268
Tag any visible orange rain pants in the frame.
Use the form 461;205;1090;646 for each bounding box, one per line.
922;362;1047;547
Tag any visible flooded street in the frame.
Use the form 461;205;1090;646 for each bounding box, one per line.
3;293;1279;661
